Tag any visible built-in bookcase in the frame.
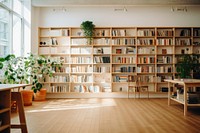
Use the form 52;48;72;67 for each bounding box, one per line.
38;27;200;97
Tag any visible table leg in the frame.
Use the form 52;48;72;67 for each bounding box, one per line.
168;82;171;106
11;92;28;133
183;84;187;116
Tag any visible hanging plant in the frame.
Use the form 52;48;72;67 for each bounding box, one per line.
80;21;95;45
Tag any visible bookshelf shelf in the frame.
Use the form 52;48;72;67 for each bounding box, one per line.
38;27;200;97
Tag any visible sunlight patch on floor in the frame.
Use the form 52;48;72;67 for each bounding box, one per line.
27;99;116;113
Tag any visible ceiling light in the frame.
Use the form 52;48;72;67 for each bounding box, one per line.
171;6;187;12
114;7;127;12
53;7;67;12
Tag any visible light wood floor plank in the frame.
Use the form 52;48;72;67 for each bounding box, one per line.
11;98;200;133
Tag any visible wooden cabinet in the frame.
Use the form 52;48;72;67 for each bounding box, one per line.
0;88;11;133
38;27;200;97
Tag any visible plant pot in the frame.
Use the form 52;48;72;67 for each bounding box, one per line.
34;88;47;101
21;90;33;106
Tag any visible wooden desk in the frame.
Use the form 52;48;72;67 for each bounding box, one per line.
165;79;200;116
0;84;31;133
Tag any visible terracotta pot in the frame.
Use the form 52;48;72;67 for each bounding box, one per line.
34;88;47;101
21;90;33;106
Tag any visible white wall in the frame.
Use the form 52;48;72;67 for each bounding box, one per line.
23;0;31;56
31;6;40;54
31;5;200;53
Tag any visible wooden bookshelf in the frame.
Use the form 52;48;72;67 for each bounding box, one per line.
38;27;200;97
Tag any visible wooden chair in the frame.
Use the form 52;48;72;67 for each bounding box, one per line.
128;75;149;98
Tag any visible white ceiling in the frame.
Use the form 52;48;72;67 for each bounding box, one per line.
31;0;200;7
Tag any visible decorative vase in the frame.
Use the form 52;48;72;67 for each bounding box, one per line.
21;90;33;106
34;88;47;101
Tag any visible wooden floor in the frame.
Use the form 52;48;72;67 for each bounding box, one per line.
11;98;200;133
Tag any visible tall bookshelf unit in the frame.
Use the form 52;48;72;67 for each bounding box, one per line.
38;27;200;98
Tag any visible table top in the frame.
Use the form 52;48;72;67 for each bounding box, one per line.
164;79;200;84
0;84;31;91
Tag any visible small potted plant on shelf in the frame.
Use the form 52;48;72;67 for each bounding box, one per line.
80;20;95;45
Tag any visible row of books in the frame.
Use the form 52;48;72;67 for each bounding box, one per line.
71;38;88;45
194;29;200;36
113;75;128;82
136;66;155;73
70;57;92;64
175;39;191;46
71;65;93;73
137;29;155;36
112;38;136;45
156;39;173;45
93;66;110;73
50;47;69;54
49;75;70;82
71;48;92;54
93;47;111;54
157;66;173;73
138;47;155;54
73;85;100;93
193;41;200;46
114;47;136;54
40;38;70;46
52;66;70;73
112;29;126;36
158;48;173;54
157;56;172;63
45;29;200;38
113;75;156;82
157;30;173;37
113;57;136;64
39;47;69;55
137;39;155;45
70;75;93;83
95;30;110;37
137;57;155;64
51;56;69;63
112;66;136;73
94;56;110;63
48;85;69;93
179;29;191;36
128;75;156;82
94;38;110;44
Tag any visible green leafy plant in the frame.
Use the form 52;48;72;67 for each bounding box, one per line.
27;54;62;93
0;54;62;93
80;21;95;44
176;54;200;78
0;54;30;84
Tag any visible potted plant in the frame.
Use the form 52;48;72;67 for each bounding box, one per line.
176;54;194;79
0;54;34;106
192;54;200;79
0;54;62;103
28;54;62;101
80;21;95;45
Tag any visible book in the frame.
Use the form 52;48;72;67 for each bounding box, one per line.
116;49;122;54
